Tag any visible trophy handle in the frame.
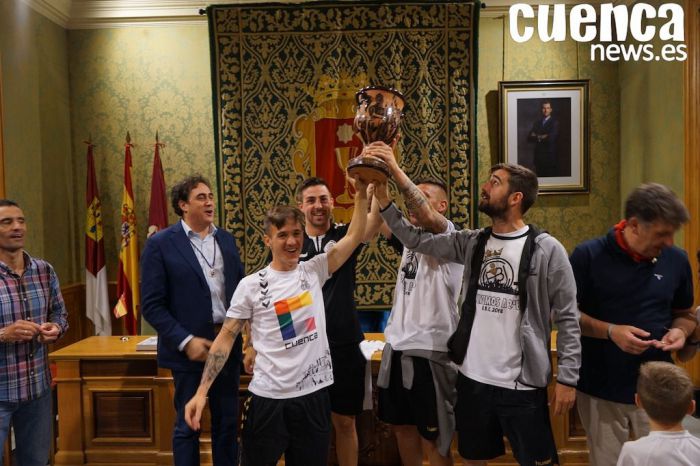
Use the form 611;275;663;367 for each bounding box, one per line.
335;146;360;204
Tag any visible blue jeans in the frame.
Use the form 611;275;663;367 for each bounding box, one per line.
0;390;52;466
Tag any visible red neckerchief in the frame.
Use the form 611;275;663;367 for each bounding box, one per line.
614;219;649;262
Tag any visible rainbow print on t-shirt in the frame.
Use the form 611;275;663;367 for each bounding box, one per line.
274;291;316;340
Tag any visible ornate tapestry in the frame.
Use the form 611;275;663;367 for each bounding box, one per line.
209;1;479;309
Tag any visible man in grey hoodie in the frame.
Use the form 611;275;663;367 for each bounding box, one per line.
368;159;581;466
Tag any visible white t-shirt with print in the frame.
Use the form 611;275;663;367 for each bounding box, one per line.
461;225;534;389
617;430;700;466
384;221;465;352
227;254;333;399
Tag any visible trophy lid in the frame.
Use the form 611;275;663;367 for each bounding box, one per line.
355;85;406;111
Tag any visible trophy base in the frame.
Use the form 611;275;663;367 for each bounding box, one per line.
347;156;391;184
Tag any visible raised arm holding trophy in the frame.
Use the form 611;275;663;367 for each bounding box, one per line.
348;86;406;183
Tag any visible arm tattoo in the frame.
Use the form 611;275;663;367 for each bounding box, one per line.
400;181;448;234
201;349;230;387
200;317;243;388
401;183;427;213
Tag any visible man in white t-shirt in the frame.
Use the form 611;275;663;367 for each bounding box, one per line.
184;178;369;466
365;142;463;465
371;161;580;466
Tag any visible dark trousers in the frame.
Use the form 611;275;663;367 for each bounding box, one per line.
241;390;331;466
172;352;240;466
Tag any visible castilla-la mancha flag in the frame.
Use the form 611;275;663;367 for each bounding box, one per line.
85;142;111;336
114;134;140;335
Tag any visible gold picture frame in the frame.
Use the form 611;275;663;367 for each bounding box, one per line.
499;80;590;194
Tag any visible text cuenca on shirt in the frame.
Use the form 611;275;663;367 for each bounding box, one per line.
227;254;333;399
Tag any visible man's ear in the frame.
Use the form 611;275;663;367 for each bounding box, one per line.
263;234;271;248
179;199;188;214
634;393;643;409
509;191;523;207
627;217;640;232
688;399;696;416
437;199;448;215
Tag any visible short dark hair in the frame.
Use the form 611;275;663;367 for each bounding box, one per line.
541;100;552;107
490;163;539;214
264;206;305;235
0;200;19;208
295;177;330;203
637;361;693;426
624;183;689;227
170;175;211;217
415;177;448;196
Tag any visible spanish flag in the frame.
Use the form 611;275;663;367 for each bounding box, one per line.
114;132;140;335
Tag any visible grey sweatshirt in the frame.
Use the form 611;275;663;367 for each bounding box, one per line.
380;203;581;387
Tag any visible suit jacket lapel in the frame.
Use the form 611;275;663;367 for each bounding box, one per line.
170;222;207;287
216;231;237;300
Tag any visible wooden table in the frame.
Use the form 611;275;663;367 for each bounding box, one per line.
48;335;390;466
50;334;588;465
50;336;177;465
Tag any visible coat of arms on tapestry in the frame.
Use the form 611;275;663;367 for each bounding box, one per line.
208;1;479;309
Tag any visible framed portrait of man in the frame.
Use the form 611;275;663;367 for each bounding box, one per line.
499;80;589;193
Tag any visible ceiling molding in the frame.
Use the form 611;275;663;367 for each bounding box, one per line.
20;0;310;29
22;0;620;28
67;0;211;28
20;0;71;28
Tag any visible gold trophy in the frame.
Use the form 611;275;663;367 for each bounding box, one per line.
347;86;406;183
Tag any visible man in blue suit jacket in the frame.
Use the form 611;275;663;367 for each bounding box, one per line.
141;175;244;466
528;100;560;177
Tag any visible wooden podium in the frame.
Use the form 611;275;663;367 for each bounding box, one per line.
50;336;183;465
50;334;589;465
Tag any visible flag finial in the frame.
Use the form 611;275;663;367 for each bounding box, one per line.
126;131;131;144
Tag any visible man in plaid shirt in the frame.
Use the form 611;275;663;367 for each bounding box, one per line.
0;199;68;465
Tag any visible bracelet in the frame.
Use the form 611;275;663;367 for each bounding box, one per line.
607;324;615;340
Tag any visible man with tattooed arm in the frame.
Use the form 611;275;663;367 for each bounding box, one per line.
184;177;369;466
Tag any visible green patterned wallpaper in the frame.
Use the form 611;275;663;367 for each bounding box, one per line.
0;1;76;281
477;17;621;252
619;35;685;244
1;10;684;285
68;14;623;283
68;25;217;279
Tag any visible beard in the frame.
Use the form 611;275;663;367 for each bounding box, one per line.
478;196;508;219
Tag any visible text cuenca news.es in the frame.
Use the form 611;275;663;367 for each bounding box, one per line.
509;3;686;62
